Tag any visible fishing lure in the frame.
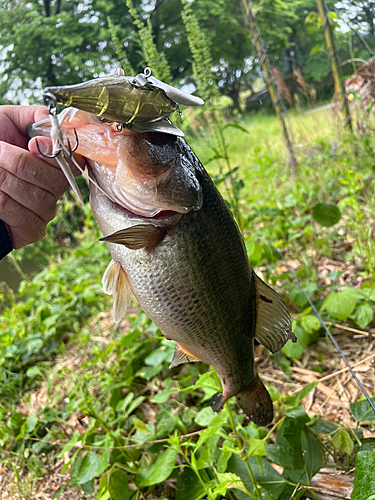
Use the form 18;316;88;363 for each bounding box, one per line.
42;67;204;136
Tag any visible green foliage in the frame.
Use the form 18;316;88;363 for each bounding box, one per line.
311;202;341;227
352;451;375;500
125;0;172;83
0;224;110;406
107;16;135;75
180;0;219;103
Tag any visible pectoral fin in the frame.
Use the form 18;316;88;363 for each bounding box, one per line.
169;343;200;368
102;259;116;295
253;271;295;353
100;224;166;250
113;262;131;323
101;260;131;323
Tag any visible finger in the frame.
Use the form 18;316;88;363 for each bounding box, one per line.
0;193;47;250
0;105;49;148
0;167;58;224
28;137;86;176
0;141;68;200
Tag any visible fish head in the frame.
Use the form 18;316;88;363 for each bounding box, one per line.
28;107;203;218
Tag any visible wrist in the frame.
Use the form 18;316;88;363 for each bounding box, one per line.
0;220;13;259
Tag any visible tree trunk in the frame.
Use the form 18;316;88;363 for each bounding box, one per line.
44;0;50;17
364;5;375;37
316;0;353;132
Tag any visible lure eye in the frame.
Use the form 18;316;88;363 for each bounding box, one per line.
95;116;112;124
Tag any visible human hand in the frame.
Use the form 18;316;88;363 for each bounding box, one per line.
0;105;84;250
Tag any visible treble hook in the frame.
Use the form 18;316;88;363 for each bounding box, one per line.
35;91;79;159
35;127;79;159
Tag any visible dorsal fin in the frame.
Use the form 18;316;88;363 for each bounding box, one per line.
169;343;200;368
253;271;295;353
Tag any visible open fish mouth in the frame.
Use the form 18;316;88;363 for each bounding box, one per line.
28;107;203;218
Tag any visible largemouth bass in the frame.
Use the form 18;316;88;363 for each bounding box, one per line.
29;107;294;426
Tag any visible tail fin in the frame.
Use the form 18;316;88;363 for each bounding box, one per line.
236;377;273;426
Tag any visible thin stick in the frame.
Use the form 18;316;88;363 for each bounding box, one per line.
325;322;369;335
318;352;375;383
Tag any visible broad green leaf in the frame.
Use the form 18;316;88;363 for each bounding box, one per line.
227;455;286;498
135;365;163;380
301;315;321;333
368;286;375;302
196;411;228;447
266;415;306;470
351;451;375;500
196;434;220;469
289;283;317;310
26;367;42;378
154;388;176;404
76;452;101;484
284;381;319;407
283;325;309;360
25;415;38;434
81;480;95;495
311;203;341;227
144;347;169;366
245;241;263;263
323;289;357;320
175;467;210;500
214;472;248;495
116;392;134;412
126;396;146;416
350;397;375;422
194;407;216;427
217;440;233;473
301;428;323;481
286;407;310;423
247;437;266;457
96;440;113;476
155;410;181;439
137;447;177;487
332;429;353;455
265;444;303;470
354;303;373;330
308;420;338;435
108;469;132;500
132;417;152;434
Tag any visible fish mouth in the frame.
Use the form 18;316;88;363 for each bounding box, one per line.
28;108;203;218
88;165;187;222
